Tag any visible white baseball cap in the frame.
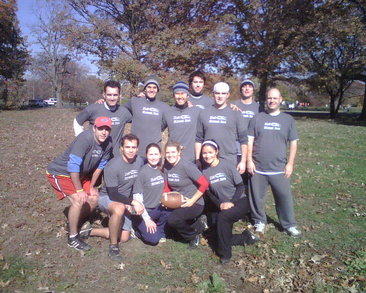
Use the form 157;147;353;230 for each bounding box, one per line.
213;82;230;93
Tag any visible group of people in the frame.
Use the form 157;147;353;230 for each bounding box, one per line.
46;71;301;264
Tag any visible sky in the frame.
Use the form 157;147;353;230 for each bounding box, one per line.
16;0;98;75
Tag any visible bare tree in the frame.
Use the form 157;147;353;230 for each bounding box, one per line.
32;0;75;107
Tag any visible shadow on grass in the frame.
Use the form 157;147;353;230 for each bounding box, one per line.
285;111;366;127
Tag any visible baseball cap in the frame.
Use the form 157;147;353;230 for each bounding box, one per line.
240;79;255;89
173;81;189;94
213;82;230;93
94;116;112;129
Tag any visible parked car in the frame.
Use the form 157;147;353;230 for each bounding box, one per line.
44;97;57;106
28;99;45;108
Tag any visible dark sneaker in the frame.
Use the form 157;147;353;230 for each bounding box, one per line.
109;244;123;262
79;221;92;239
242;229;259;245
67;235;91;251
198;214;209;232
220;258;230;265
188;235;200;249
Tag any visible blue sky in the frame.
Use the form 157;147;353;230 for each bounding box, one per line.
16;0;98;74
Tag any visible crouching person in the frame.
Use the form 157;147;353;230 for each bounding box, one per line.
132;143;170;245
201;140;258;264
47;117;113;251
88;134;144;262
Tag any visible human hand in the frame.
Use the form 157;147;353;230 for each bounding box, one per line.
145;219;157;234
95;98;104;104
284;163;293;178
230;103;242;112
89;186;99;197
247;161;256;175
236;161;246;174
181;197;194;208
77;190;88;204
220;202;234;210
132;200;145;215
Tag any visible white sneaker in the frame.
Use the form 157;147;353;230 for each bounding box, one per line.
159;237;167;243
130;228;137;239
286;226;302;237
254;222;265;234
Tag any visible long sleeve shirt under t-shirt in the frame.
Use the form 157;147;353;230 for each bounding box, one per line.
75;103;132;156
47;129;112;178
99;155;144;204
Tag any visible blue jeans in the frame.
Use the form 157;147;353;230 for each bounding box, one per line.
132;205;171;245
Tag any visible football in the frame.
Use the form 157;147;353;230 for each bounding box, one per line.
161;192;185;209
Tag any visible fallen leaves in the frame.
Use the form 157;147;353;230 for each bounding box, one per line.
310;254;327;264
160;259;172;270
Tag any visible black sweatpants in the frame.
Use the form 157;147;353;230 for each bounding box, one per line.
216;196;250;259
167;203;204;241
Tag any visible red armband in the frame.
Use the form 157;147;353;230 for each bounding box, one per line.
197;175;209;193
163;181;171;193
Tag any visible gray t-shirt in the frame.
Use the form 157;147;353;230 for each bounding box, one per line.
248;112;298;173
47;129;112;177
196;105;248;165
76;103;132;155
132;164;164;209
231;100;261;155
99;155;144;201
189;93;213;110
163;159;204;205
231;100;261;130
164;105;200;162
202;159;244;202
125;97;169;156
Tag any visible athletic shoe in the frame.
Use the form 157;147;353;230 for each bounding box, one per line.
79;221;92;239
254;222;265;234
197;214;209;232
159;237;167;243
242;229;259;245
188;235;200;249
285;226;302;237
67;235;91;251
130;228;137;239
108;244;123;262
220;258;230;265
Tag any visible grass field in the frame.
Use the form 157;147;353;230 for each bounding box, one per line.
0;108;365;292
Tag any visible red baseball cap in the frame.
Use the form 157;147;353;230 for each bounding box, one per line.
94;116;112;129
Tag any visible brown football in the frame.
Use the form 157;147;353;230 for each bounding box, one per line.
161;192;184;209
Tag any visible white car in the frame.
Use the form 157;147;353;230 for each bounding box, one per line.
44;98;57;106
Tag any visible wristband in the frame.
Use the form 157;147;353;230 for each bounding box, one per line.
76;188;84;193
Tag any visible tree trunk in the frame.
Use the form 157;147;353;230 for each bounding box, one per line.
258;73;268;110
329;95;336;119
359;82;366;121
